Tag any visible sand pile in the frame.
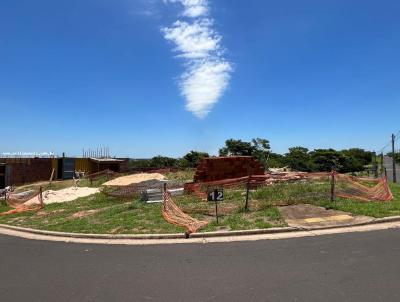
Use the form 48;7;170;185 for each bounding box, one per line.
103;173;165;186
25;187;100;205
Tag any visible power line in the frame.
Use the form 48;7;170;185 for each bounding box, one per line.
394;130;400;143
379;130;400;153
380;141;391;153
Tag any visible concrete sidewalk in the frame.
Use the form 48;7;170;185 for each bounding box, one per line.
279;204;374;229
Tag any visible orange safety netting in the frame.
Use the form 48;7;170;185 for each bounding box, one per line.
1;189;44;216
333;173;393;202
162;191;208;234
84;169;119;181
184;172;393;203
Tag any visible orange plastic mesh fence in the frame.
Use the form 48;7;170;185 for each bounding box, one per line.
333;173;393;202
184;172;393;203
84;169;119;181
6;190;39;207
102;185;141;199
1;189;44;216
162;191;208;234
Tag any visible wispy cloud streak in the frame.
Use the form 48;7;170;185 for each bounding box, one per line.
162;0;232;118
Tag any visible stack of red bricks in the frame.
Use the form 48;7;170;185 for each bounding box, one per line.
193;156;265;182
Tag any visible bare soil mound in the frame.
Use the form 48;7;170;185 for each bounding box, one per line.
103;173;165;186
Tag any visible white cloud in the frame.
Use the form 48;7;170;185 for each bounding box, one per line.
164;0;208;18
162;0;232;118
162;19;220;59
181;60;232;118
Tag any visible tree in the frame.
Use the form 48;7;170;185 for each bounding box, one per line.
150;156;177;168
219;139;253;156
183;151;209;168
219;138;271;167
129;159;152;169
284;147;314;172
267;152;286;168
310;149;347;172
341;148;373;167
251;138;271;167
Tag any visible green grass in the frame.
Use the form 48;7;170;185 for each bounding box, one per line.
1;171;400;234
313;183;400;218
251;181;331;207
0;193;183;234
165;169;195;182
0;191;285;233
0;187;286;234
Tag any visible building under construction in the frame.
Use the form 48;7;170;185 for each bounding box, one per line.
0;156;129;188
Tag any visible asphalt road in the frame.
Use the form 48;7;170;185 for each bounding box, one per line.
383;155;400;182
2;230;400;302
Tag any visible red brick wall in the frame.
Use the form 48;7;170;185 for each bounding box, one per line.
4;158;52;186
193;156;265;182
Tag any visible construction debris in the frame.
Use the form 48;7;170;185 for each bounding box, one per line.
194;156;265;182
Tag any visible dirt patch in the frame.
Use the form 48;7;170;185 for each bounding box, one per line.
7;217;27;223
279;204;374;229
70;209;100;219
110;226;124;234
103;173;165;186
24;187;100;205
35;209;66;217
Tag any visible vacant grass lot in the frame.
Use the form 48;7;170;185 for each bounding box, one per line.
0;174;399;234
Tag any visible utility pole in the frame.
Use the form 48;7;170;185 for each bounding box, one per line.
392;133;397;183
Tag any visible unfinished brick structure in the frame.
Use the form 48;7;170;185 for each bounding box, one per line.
0;158;53;186
193;156;265;182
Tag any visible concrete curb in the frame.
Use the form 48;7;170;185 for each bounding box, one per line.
0;224;186;239
2;215;400;240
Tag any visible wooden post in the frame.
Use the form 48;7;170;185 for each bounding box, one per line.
214;189;219;224
163;183;167;210
245;164;252;211
39;186;44;207
4;189;7;205
392;134;397;183
49;168;55;189
330;170;335;202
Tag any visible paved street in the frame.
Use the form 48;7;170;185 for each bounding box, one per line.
383;155;400;182
2;229;400;301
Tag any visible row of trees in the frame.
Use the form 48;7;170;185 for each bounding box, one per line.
273;147;374;173
129;151;210;169
217;138;373;173
129;138;374;173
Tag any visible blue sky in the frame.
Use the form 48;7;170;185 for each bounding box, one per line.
1;0;399;157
